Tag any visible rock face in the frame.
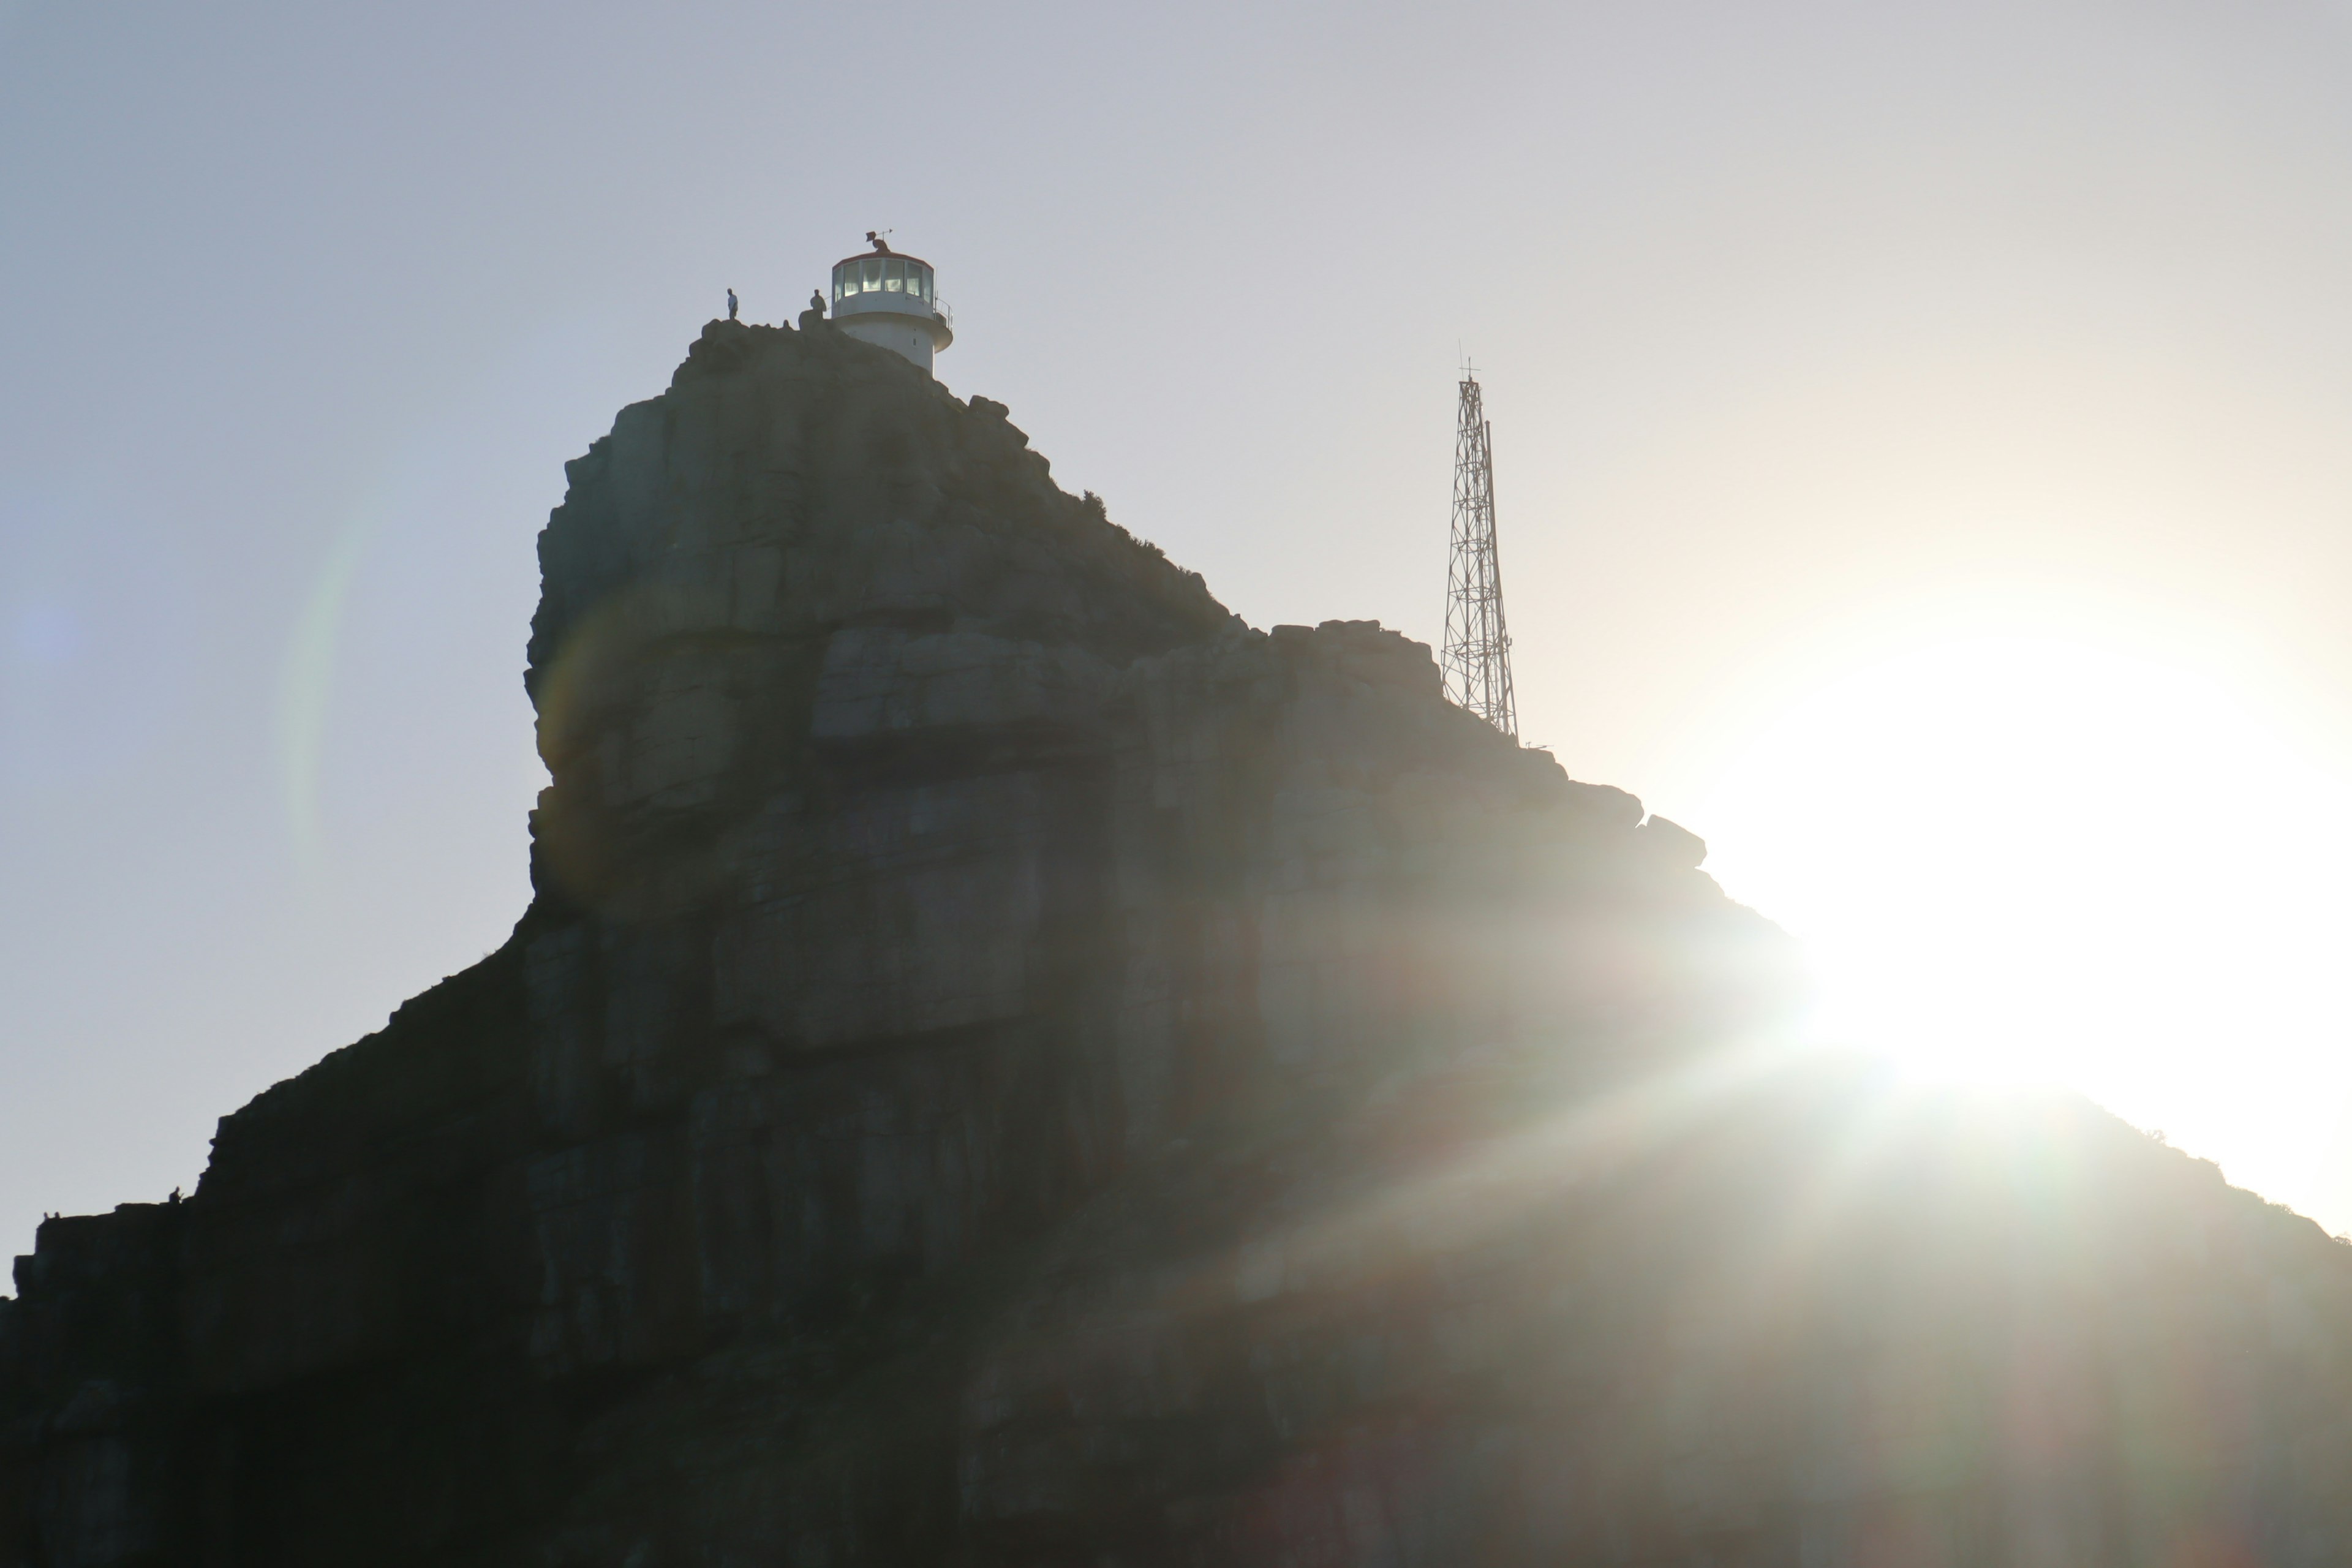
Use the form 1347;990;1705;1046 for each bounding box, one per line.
6;318;2352;1566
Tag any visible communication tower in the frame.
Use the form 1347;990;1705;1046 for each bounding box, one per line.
1441;368;1518;737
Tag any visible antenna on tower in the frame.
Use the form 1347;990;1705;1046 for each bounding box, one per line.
1441;364;1518;739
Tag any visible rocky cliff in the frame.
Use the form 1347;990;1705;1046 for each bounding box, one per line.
6;318;2352;1567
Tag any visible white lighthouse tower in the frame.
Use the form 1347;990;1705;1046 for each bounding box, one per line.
827;233;952;375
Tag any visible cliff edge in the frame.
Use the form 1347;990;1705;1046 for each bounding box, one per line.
6;318;2349;1567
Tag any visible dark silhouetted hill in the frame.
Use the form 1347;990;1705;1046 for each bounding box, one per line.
6;318;2348;1566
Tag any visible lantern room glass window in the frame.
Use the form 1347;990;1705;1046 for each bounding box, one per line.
832;257;939;308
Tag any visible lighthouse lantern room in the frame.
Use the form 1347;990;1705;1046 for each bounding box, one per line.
829;233;952;375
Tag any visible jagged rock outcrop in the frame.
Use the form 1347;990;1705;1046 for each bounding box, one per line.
6;318;2352;1566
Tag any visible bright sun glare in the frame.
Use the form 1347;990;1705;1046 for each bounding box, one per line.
1696;633;2352;1229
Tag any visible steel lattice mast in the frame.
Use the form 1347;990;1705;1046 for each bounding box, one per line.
1441;369;1518;737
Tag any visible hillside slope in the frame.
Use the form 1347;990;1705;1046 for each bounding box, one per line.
6;318;2348;1567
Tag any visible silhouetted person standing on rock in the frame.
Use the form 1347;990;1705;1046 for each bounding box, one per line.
726;288;738;322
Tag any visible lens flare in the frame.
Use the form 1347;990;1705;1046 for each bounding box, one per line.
274;518;376;873
1695;633;2352;1231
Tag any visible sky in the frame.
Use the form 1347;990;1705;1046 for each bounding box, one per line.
7;0;2352;1262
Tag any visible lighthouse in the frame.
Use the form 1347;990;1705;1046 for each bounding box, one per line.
827;233;952;375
